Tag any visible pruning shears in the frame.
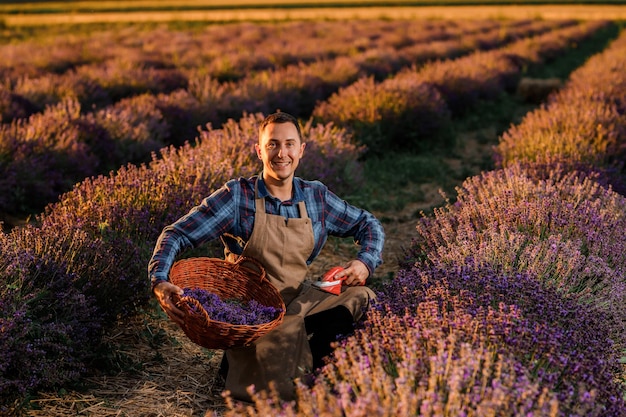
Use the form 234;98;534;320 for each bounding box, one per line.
311;266;347;295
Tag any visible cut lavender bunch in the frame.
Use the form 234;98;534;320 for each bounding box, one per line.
182;287;283;326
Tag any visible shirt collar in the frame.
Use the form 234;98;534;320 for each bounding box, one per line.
257;174;304;203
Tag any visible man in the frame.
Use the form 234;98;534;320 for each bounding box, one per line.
149;111;384;401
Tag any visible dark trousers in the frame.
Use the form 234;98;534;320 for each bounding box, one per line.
304;305;355;369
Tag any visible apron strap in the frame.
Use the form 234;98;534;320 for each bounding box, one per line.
254;179;266;214
297;201;308;219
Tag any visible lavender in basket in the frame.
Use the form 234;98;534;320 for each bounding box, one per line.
182;287;282;326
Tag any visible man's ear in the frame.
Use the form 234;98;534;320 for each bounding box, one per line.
300;142;306;157
254;143;262;159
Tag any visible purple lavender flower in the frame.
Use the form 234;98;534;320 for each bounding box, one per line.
182;287;282;326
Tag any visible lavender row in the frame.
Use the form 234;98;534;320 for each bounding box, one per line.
0;19;553;120
203;19;569;122
313;20;610;155
392;28;626;416
0;20;572;217
2;19;564;126
219;261;623;415
0;93;204;216
1;20;501;81
496;28;626;194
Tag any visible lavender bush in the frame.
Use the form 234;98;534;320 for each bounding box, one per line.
0;89;41;122
13;69;110;111
313;75;453;155
217;59;363;122
3;224;138;323
496;28;626;192
378;260;625;415
70;58;188;103
93;93;171;164
410;164;626;343
0;227;102;409
0;90;212;215
217;303;563;417
0;98;109;213
406;20;607;116
298;118;366;196
411;49;521;115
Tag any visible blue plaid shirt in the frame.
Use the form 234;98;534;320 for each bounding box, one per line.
148;174;385;289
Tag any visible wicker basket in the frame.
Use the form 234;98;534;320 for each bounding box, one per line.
163;256;285;350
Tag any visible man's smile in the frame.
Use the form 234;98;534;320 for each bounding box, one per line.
271;160;291;168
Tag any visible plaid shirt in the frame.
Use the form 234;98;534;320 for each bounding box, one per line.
149;175;385;289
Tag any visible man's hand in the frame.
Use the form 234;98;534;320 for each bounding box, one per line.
335;260;369;286
153;281;185;326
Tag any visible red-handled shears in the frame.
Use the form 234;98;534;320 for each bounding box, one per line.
312;266;353;295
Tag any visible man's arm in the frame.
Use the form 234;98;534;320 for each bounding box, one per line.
148;181;241;290
323;188;385;283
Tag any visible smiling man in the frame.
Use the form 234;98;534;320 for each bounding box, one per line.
149;111;384;401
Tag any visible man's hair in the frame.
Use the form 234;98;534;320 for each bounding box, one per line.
258;111;303;143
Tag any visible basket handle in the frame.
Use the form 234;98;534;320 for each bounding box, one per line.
232;256;267;282
174;295;212;324
158;293;206;329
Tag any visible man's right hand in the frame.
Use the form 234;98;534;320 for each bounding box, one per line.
153;281;186;326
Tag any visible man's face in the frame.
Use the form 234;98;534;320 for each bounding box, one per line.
255;122;306;186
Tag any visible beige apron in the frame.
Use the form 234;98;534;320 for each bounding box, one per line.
224;181;375;401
